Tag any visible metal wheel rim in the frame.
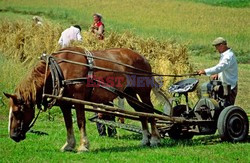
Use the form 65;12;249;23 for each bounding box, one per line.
227;114;244;138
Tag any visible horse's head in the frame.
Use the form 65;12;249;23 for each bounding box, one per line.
4;93;35;142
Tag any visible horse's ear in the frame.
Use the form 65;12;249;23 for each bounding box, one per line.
3;92;17;100
3;93;20;105
4;92;13;98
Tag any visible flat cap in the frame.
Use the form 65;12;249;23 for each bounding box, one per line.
212;37;227;46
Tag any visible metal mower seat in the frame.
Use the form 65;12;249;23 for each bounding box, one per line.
169;78;199;94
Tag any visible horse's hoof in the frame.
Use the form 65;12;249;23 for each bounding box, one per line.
150;137;161;147
77;146;89;153
60;143;75;152
141;139;150;146
60;146;75;152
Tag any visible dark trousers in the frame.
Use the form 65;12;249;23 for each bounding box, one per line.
225;84;238;107
96;113;117;137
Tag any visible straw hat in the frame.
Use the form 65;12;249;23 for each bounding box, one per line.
93;13;102;19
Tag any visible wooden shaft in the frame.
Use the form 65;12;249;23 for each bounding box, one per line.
84;106;140;121
43;94;186;123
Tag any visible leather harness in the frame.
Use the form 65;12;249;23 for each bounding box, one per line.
40;51;95;110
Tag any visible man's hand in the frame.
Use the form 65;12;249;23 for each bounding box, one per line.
197;70;206;75
210;74;218;80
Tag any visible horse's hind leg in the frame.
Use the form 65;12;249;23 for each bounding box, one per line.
75;104;89;152
136;88;161;147
60;104;76;152
125;88;150;146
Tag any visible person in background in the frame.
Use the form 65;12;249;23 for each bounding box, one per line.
32;16;43;26
58;25;82;48
197;37;238;106
96;111;117;137
94;97;126;137
90;13;105;40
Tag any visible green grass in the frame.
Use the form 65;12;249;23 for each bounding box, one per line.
181;0;250;8
0;108;249;162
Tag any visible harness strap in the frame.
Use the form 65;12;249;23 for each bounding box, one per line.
93;79;168;115
62;77;89;85
40;55;65;110
53;50;155;75
55;57;198;77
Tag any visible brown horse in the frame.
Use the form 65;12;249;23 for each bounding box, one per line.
4;47;162;152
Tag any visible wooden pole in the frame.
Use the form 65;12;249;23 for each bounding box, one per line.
84;106;140;121
43;94;186;123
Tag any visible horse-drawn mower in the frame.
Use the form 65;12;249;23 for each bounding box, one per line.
85;78;249;142
40;48;249;143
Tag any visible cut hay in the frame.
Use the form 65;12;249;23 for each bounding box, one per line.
0;20;196;103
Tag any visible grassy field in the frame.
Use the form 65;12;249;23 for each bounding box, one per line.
0;42;249;163
0;110;249;162
0;0;250;162
1;110;250;161
180;0;250;7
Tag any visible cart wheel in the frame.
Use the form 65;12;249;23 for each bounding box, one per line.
217;106;249;142
168;105;194;140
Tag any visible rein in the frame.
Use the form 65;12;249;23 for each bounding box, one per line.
53;50;154;74
54;57;198;77
27;109;41;132
26;108;49;136
53;50;199;77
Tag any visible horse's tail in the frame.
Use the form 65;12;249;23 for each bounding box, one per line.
152;77;172;114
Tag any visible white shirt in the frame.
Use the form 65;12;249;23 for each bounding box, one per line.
58;26;82;48
36;21;43;25
205;49;238;89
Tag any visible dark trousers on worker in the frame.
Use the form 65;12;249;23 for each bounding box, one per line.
96;113;117;137
225;84;238;107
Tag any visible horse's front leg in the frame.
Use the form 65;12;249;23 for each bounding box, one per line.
140;117;150;146
149;118;161;147
60;105;76;152
75;104;89;152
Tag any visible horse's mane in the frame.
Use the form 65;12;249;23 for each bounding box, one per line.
15;61;46;105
